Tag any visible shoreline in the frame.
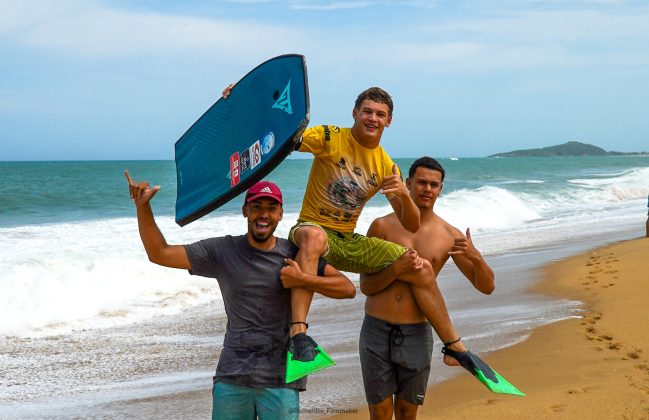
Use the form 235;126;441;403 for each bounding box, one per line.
334;236;649;419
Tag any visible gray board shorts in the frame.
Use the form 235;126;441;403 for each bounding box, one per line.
359;314;434;405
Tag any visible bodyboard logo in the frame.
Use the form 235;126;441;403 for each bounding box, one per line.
261;132;275;155
249;140;262;170
272;80;293;115
230;152;240;187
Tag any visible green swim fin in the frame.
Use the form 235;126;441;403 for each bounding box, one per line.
442;347;525;396
285;333;336;383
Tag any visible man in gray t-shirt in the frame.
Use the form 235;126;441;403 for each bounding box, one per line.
125;173;355;419
186;235;316;391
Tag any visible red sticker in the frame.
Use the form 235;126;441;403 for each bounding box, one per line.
230;152;240;187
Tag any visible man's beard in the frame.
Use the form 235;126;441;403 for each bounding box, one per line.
249;222;277;243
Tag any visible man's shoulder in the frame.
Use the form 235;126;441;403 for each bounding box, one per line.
275;236;292;249
373;212;399;225
274;237;298;256
368;213;400;236
372;144;395;172
415;216;462;246
422;215;461;235
188;234;230;245
186;235;244;254
439;217;463;237
301;125;349;150
304;125;347;136
209;234;246;244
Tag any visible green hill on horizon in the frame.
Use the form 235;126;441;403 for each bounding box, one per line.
489;141;646;157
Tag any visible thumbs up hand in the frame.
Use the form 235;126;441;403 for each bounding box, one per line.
449;228;481;262
380;164;407;200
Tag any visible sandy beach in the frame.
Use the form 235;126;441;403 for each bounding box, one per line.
336;237;649;419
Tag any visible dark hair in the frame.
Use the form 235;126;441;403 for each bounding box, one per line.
408;156;445;181
354;87;393;116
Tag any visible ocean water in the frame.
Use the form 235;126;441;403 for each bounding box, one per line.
1;156;648;416
1;156;647;337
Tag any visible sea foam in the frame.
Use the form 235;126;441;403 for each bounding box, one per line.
2;163;647;338
0;218;222;337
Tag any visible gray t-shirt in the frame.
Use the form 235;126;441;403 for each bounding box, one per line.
185;235;324;390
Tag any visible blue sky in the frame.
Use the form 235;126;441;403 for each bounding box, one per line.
1;0;648;160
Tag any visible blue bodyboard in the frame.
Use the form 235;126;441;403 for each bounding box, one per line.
174;54;309;226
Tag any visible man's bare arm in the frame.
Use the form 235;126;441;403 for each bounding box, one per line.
360;219;398;295
360;249;424;296
280;258;355;299
382;164;420;233
359;219;423;296
450;228;495;294
125;170;191;270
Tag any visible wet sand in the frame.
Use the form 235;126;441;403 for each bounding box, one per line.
336;237;649;419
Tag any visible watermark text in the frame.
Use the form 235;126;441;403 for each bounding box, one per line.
288;407;359;415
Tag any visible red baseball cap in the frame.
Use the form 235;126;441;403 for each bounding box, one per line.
245;181;283;204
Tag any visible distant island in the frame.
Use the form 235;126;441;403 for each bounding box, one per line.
489;141;648;157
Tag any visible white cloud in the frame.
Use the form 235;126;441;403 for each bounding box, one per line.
299;40;580;76
363;7;649;72
2;1;305;57
0;0;80;34
419;9;649;43
5;0;647;68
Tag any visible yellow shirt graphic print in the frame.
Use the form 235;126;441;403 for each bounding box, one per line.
298;125;397;233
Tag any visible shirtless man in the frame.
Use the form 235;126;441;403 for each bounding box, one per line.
359;157;495;420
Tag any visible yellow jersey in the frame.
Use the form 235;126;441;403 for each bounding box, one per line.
297;125;398;233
